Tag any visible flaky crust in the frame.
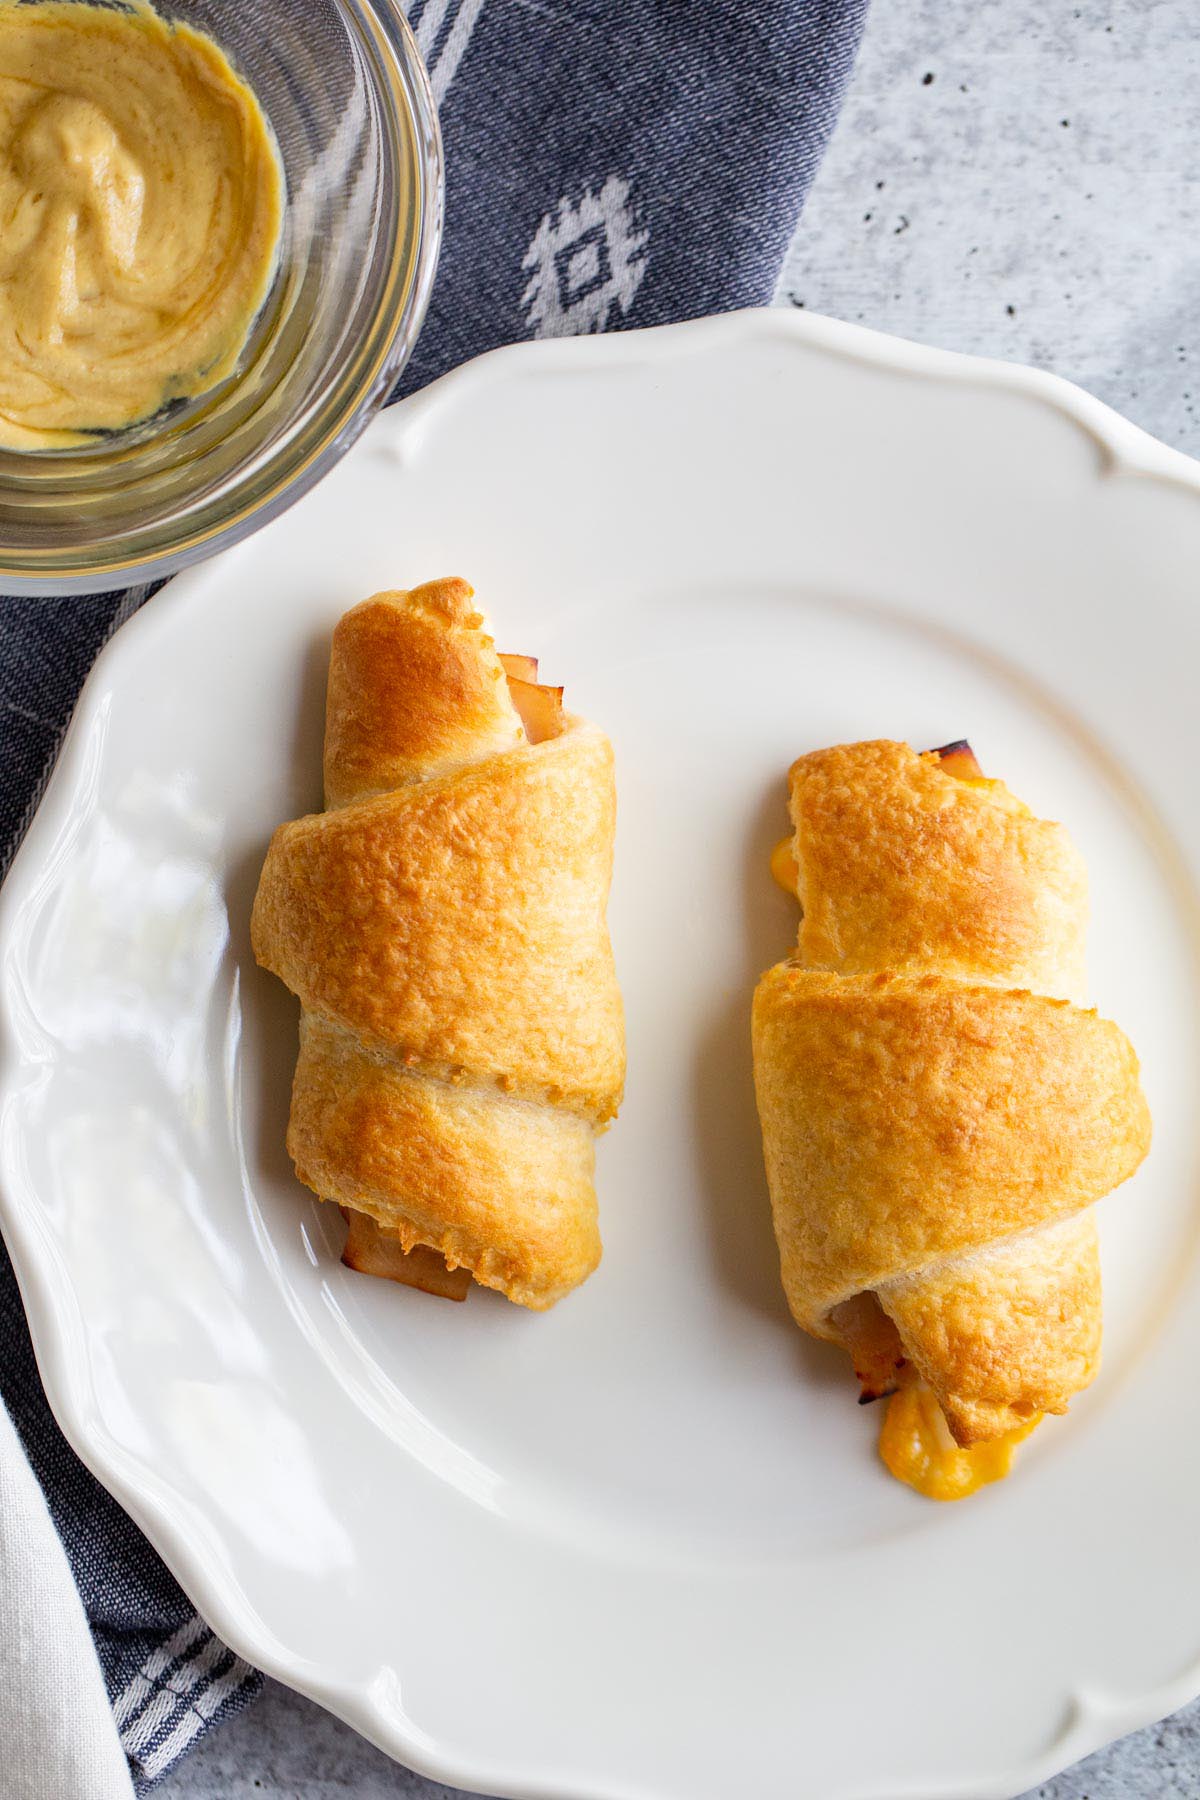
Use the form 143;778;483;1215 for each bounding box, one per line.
881;1211;1101;1443
752;739;1151;1444
790;739;1089;1001
323;580;525;808
252;577;624;1308
253;722;623;1122
290;1017;600;1309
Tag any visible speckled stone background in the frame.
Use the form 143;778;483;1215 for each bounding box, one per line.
161;1;1200;1795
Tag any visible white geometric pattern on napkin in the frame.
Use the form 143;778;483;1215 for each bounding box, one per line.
521;176;650;337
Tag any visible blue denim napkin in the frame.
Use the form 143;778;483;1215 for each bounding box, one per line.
0;0;867;1786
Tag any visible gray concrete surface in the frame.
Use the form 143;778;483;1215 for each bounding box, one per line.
162;2;1200;1794
781;0;1200;453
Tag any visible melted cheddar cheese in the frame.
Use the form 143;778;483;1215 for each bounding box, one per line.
770;835;799;895
879;1378;1041;1501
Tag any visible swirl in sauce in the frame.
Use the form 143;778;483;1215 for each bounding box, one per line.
0;0;282;448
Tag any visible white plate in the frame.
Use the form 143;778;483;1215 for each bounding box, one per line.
3;309;1200;1800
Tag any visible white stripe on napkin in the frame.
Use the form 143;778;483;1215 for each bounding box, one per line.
112;1614;206;1729
137;1652;258;1783
431;0;486;103
119;1628;228;1755
410;0;485;106
413;0;454;59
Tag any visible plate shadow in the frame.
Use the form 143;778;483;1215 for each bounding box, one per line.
690;777;848;1394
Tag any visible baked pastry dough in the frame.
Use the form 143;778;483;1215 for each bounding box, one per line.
752;739;1150;1477
252;578;625;1309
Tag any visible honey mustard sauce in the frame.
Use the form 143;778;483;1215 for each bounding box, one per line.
0;0;282;448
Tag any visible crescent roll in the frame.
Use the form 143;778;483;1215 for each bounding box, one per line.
752;739;1150;1464
252;578;625;1310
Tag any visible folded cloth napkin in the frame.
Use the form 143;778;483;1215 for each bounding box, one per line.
0;1400;135;1800
0;0;867;1790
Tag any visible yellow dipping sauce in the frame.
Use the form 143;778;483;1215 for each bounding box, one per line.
0;0;283;448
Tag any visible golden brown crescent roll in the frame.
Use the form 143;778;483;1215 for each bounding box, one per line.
252;578;625;1309
752;739;1151;1452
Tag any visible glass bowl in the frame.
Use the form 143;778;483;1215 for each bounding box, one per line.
0;0;441;595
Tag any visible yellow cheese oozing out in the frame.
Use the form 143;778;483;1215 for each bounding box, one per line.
878;1378;1041;1502
770;835;799;895
0;0;283;448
